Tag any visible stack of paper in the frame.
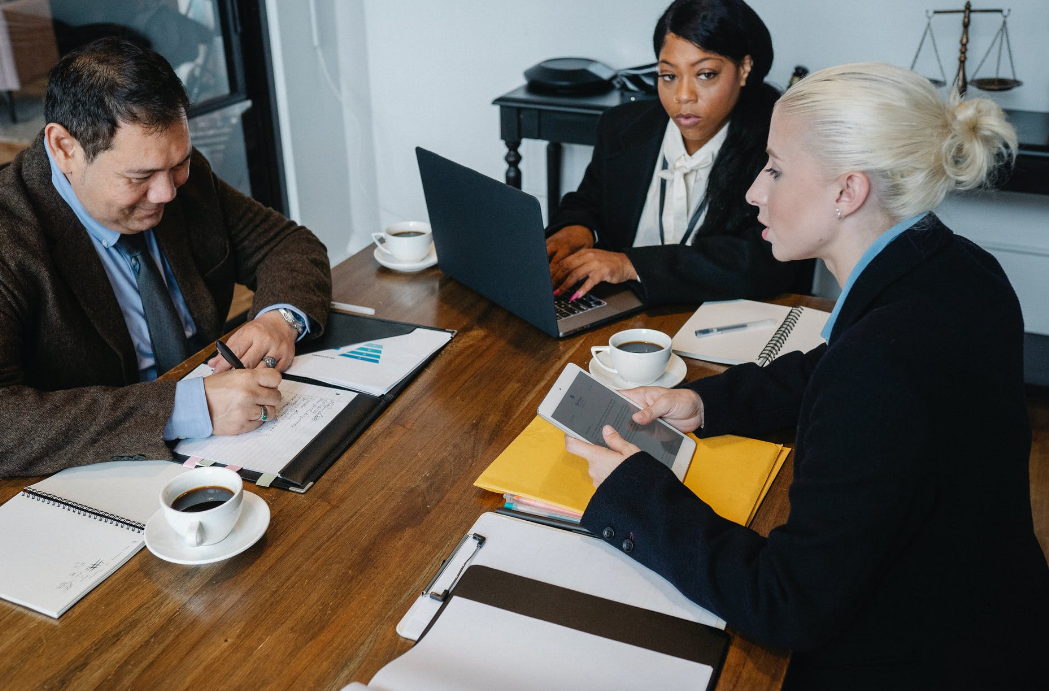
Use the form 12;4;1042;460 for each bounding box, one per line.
287;328;452;396
475;416;788;526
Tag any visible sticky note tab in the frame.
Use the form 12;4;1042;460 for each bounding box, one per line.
256;473;277;488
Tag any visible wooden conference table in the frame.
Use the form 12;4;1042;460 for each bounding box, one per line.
0;247;831;691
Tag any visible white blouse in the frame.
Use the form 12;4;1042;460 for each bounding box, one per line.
633;119;729;248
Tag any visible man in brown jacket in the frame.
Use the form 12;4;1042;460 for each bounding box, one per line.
0;38;332;477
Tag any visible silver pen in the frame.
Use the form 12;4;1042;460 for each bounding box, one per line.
694;318;776;338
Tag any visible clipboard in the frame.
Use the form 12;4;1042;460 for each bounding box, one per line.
174;311;455;492
397;512;725;641
379;525;730;691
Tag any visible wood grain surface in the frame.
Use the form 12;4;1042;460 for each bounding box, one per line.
0;247;839;691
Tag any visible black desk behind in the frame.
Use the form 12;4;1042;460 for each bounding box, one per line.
493;84;1049;215
492;85;656;219
1005;108;1049;195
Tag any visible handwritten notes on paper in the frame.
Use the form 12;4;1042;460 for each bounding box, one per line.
175;380;354;476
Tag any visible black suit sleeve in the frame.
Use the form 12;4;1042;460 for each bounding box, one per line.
688;345;825;438
625;224;799;306
580;338;937;651
545;112;617;242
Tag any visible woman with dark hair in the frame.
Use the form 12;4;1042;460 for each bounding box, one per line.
546;0;807;305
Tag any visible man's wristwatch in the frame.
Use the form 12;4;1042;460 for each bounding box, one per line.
276;307;306;337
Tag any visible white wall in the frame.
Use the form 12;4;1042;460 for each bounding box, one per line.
272;0;1049;329
360;0;669;231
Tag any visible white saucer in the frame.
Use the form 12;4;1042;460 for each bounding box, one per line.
373;245;437;272
589;352;687;390
144;492;270;565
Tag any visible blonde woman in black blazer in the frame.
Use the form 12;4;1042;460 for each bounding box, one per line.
567;63;1049;690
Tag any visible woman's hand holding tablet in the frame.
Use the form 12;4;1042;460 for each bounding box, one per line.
538;364;696;487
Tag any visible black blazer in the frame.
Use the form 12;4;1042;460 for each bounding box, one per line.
581;215;1049;690
547;97;806;306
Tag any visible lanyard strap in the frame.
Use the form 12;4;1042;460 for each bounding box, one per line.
657;155;709;246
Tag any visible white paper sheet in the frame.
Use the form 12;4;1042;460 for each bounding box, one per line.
369;598;711;691
175;380;354;475
287;328;451;396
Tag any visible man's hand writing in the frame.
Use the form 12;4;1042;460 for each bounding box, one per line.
203;368;283;435
209;310;297;373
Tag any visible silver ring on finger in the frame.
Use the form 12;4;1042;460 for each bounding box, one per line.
257;405;269;422
262;355;277;368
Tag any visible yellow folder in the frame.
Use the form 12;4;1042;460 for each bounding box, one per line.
475;416;789;526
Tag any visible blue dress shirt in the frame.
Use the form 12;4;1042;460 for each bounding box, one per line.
821;213;928;342
45;142;309;441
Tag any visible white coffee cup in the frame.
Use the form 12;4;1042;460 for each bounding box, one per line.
591;328;672;386
160;467;244;547
372;221;433;263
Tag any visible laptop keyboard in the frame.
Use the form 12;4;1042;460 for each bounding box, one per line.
554;292;607;320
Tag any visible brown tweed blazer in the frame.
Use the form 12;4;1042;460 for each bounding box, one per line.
0;134;332;477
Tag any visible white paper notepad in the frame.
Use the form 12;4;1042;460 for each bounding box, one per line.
672;299;829;366
0;460;188;618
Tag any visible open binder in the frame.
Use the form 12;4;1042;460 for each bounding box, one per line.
174;311;454;492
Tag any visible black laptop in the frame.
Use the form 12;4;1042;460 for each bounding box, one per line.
416;147;643;338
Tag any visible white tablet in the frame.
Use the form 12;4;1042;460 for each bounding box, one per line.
538;364;695;481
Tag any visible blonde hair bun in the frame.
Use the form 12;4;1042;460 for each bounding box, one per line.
776;62;1017;219
945;95;1016;191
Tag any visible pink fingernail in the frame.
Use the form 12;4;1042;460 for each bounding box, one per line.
553;289;561;297
570;292;580;302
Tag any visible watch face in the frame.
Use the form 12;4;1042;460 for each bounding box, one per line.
279;308;305;334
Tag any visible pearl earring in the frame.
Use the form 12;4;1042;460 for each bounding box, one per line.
835;208;842;220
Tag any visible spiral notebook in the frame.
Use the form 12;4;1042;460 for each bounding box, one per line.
672;299;829;366
0;461;187;618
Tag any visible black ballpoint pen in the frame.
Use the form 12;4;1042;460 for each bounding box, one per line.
215;340;246;369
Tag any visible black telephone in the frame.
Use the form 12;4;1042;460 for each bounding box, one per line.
524;57;616;94
524;58;659;98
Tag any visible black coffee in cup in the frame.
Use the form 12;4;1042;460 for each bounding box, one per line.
617;340;664;354
172;486;235;513
391;231;426;237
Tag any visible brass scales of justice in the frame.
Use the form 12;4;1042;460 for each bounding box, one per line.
910;1;1023;96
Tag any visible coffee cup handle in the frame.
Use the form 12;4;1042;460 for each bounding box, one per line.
590;346;618;374
371;233;392;255
183;520;204;547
